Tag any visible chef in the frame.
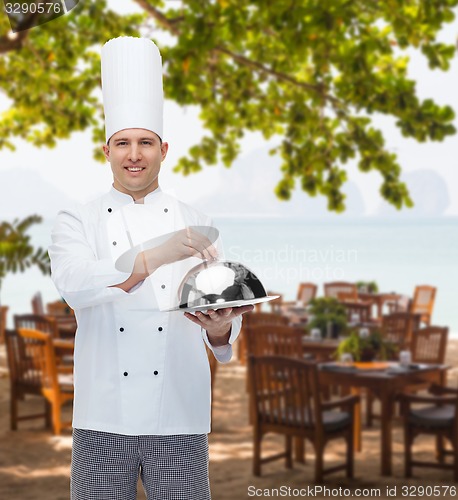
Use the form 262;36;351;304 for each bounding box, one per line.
49;36;252;500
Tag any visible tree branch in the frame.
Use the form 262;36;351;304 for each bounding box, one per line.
133;0;180;35
0;31;29;54
133;0;344;108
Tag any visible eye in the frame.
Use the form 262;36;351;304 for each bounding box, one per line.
116;141;128;146
141;140;153;146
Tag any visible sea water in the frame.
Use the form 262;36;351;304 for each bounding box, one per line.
2;216;457;334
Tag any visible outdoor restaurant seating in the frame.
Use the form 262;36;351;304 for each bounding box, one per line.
14;314;59;339
245;324;305;359
0;305;8;344
366;312;423;426
267;291;284;314
244;323;306;409
280;282;318;325
17;328;74;435
342;300;372;325
411;285;437;326
401;384;458;481
281;282;318;309
411;326;448;365
324;282;358;300
381;311;421;350
5;329;51;431
46;300;75;319
238;311;289;364
249;355;359;482
31;292;77;337
387;285;436;327
399;326;450;398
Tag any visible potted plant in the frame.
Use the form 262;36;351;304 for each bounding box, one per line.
308;297;348;339
356;280;379;294
336;329;397;362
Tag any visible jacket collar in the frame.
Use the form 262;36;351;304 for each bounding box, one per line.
108;185;163;206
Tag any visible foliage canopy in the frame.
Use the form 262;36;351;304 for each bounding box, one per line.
0;215;50;302
0;0;457;211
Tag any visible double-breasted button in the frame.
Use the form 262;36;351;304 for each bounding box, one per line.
119;327;124;332
153;371;159;376
112;241;117;246
164;208;168;213
161;284;166;289
158;327;163;332
123;372;128;377
108;208;112;213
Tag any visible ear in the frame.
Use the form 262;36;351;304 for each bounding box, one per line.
102;144;110;161
161;142;169;162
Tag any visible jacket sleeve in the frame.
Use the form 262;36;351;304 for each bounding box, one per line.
202;314;242;364
48;208;136;310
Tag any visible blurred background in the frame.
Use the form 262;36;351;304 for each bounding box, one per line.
1;0;456;333
1;1;458;498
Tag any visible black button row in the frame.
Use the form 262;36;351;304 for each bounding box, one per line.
123;371;159;376
110;207;167;214
119;327;163;333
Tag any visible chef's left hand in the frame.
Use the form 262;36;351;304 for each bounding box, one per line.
184;305;254;347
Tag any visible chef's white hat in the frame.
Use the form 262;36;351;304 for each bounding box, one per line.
101;36;164;143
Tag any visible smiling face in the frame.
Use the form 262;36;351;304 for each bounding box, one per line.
103;128;168;201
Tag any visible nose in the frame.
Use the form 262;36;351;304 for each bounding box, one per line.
128;144;142;162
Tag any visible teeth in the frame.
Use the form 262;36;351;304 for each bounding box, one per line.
127;167;143;172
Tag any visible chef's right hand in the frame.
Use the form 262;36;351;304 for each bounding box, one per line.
135;228;218;274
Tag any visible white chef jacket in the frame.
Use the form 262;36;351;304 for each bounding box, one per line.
48;186;241;436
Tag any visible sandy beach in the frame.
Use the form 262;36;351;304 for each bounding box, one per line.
1;340;458;500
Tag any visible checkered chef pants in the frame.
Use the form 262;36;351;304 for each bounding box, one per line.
71;428;211;500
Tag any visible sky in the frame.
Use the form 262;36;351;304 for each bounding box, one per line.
0;0;457;218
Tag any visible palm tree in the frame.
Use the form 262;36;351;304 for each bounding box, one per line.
0;215;51;304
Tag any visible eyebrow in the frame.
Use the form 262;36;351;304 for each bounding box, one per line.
114;137;156;142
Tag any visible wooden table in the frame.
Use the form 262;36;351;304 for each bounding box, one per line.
53;338;74;369
302;338;339;361
319;362;448;476
358;292;403;321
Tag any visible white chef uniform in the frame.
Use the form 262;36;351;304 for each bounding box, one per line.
49;186;241;436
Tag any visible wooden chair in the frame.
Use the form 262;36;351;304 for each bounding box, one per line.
14;314;59;339
411;326;448;365
244;312;290;328
365;312;422;426
381;312;421;350
238;312;289;364
46;300;75;319
0;305;8;344
245;324;305;359
401;385;458;480
399;326;449;400
341;301;372;325
324;282;358;301
283;283;318;308
411;285;437;326
267;292;284;314
249;355;359;482
14;314;74;366
281;283;317;325
17;328;74;435
297;283;317;303
36;296;77;338
31;292;44;315
5;329;51;431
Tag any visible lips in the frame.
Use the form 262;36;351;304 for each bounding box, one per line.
125;166;145;172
